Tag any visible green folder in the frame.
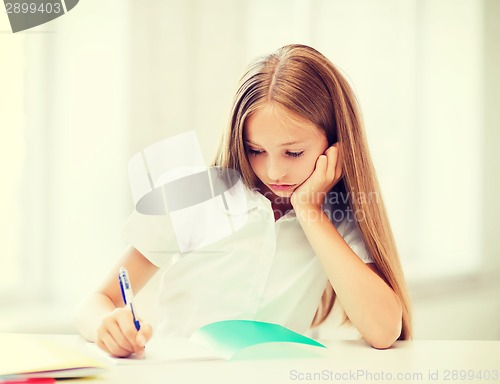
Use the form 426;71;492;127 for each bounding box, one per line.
190;320;326;360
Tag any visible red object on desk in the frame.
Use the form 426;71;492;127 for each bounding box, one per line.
2;379;55;384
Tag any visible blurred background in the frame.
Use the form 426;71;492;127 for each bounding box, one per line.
1;0;499;339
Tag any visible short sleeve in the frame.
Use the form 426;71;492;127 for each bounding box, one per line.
322;189;374;264
121;210;180;268
336;217;374;264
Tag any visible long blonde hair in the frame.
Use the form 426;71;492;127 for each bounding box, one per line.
214;44;412;340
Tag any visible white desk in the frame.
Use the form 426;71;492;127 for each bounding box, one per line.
62;336;500;384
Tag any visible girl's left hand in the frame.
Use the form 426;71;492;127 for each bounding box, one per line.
291;144;342;210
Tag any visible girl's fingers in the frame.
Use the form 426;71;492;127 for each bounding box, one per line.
103;334;131;357
95;309;154;358
136;322;153;347
97;309;138;357
334;145;343;181
292;146;342;209
115;311;146;354
113;313;154;354
314;154;328;183
112;316;137;351
325;145;339;180
97;328;133;357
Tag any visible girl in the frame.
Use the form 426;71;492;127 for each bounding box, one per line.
76;44;412;357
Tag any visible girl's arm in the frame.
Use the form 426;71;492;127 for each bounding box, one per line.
75;246;159;356
291;147;402;349
295;209;402;349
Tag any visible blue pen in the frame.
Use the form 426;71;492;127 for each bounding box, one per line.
118;267;141;331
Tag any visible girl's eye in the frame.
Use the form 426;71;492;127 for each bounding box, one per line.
247;148;264;156
286;151;304;158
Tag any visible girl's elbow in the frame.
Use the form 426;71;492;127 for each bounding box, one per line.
369;323;401;349
368;308;403;349
370;340;395;350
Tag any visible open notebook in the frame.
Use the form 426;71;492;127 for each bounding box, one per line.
0;333;106;380
88;320;328;364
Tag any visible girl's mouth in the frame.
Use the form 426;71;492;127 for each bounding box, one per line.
269;184;295;191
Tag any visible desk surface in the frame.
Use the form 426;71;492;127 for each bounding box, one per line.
27;336;500;384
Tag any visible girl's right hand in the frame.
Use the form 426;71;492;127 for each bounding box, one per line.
96;307;153;357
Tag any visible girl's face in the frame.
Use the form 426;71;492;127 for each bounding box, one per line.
244;104;329;199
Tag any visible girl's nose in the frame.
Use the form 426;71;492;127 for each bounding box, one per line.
267;157;287;181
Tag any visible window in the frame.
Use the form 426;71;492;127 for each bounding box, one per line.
1;0;487;332
0;32;25;298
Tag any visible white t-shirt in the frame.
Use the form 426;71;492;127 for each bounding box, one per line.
122;185;373;337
